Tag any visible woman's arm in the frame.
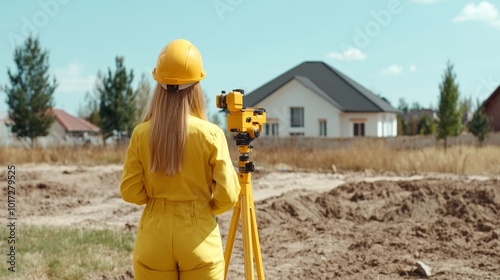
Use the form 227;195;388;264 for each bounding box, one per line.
120;129;149;205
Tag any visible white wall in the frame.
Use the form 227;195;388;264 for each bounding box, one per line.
340;112;398;137
377;113;398;137
37;121;67;147
254;79;343;137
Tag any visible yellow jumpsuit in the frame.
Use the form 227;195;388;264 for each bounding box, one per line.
120;116;240;280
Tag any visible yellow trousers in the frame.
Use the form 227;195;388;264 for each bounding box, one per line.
133;198;225;280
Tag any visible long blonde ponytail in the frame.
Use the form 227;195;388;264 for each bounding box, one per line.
143;83;206;175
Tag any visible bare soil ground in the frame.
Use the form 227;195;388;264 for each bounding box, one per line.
1;164;499;279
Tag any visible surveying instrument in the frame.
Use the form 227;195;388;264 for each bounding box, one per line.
216;89;266;280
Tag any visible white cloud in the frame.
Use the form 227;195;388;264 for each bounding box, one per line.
411;0;440;4
53;61;96;93
326;48;367;61
381;65;403;76
409;65;418;72
453;1;500;29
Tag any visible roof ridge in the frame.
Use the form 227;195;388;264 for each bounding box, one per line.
320;62;388;112
293;75;343;110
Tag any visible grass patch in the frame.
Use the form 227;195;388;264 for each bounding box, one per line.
0;225;134;279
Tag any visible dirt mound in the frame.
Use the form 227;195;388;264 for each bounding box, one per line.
5;165;137;228
251;179;500;279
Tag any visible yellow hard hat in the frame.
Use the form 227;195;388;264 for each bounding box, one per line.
152;39;205;86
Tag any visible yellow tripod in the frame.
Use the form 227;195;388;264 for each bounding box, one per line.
224;144;265;280
215;89;266;280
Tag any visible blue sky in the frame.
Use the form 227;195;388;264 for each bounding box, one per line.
1;0;500;117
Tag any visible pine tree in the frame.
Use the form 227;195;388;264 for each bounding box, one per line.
436;61;462;151
98;56;136;144
468;100;491;144
3;36;57;148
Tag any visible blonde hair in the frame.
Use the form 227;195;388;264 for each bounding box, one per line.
143;83;206;175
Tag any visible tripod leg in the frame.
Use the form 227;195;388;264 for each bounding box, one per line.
249;197;265;280
224;199;241;279
241;188;255;280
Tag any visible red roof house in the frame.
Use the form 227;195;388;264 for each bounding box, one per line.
483;86;500;131
53;109;100;133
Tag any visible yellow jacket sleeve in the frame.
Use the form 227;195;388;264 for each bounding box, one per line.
120;129;149;205
209;129;240;215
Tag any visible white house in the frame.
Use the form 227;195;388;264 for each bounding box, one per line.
244;62;400;138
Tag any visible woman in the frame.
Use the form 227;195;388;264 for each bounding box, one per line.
120;39;240;280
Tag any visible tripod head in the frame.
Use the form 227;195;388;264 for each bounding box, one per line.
216;89;267;146
216;89;266;172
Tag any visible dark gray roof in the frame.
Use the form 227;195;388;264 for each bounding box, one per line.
244;61;400;113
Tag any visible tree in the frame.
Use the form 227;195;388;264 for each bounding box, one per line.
397;98;409;135
3;36;57;148
78;71;103;126
135;73;151;124
98;56;136;144
459;95;473;127
411;102;422;110
397;98;409;114
417;114;435;135
436;61;462;151
467;99;491;144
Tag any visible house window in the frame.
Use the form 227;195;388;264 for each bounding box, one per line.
353;123;365;137
289;132;304;136
319;119;327;137
264;123;279;136
290;107;304;127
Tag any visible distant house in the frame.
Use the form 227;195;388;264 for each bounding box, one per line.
0;112;15;146
483;85;500;131
0;109;101;147
244;61;400;138
48;109;100;146
405;109;437;124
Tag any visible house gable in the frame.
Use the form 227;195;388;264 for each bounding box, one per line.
255;78;343;137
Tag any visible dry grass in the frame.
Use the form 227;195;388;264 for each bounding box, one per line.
249;141;500;176
0;146;127;166
2;139;500;175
